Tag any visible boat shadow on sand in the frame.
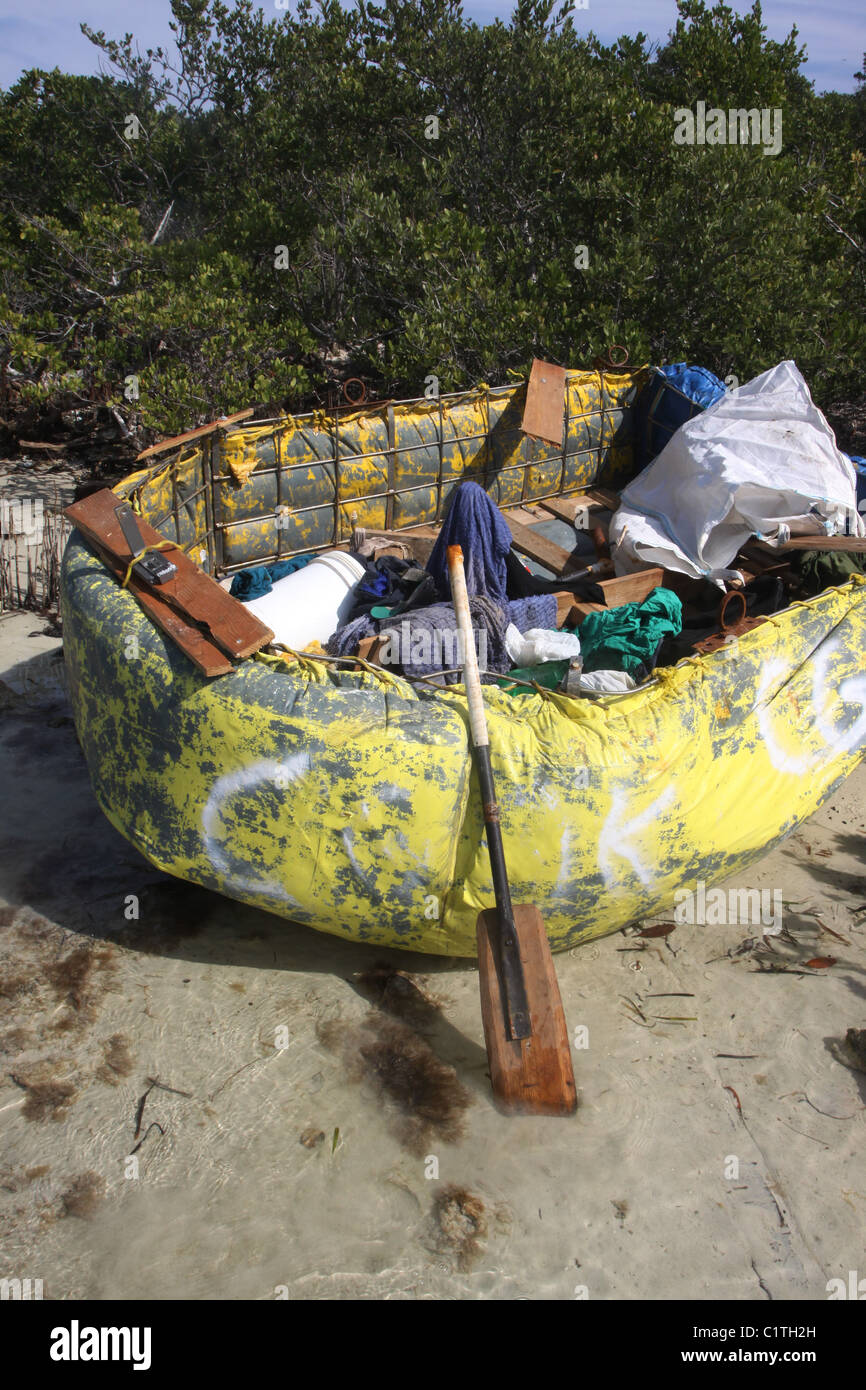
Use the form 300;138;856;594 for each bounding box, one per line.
1;647;492;1150
2;643;864;1133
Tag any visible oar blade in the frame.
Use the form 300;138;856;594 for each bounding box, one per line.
477;904;578;1116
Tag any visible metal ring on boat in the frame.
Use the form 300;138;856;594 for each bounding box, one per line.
605;344;630;367
719;589;747;632
342;378;367;406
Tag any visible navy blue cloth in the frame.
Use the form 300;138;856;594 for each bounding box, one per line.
364;569;391;599
327;612;378;657
380;595;512;681
634;363;726;471
230;554;312;601
848;455;866;512
507;595;557;631
342;555;437;623
426;481;513;603
326;592;557;670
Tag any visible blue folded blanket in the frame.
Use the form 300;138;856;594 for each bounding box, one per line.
426;481;513;604
327;591;557;683
230;554;312;601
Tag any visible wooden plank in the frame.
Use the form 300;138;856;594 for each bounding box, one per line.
65;489;273;661
401;524;440;538
521;360;566;445
164;571;272;659
135;409;254;463
754;534;866;554
567;601;604;626
68;489;273;659
565;567;664;627
553;592;578;628
599;567;664;605
355;635;379;662
506;517;587;577
538;495;599;526
355;634;387;667
538;490;618;526
66;529;233;676
358;526;439;565
586;486;621;510
501;504;548;527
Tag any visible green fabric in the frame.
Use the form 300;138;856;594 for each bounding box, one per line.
580;587;683;677
788;549;866;597
496;660;569;693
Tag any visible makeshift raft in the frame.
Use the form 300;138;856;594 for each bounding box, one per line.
60;369;866;956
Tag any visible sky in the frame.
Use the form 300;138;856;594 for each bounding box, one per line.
0;0;862;95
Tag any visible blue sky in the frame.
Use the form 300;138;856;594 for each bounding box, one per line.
0;0;862;94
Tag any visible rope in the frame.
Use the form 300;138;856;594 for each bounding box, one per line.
262;647;563;701
120;541;176;589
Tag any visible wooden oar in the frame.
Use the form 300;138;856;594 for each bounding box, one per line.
447;545;577;1116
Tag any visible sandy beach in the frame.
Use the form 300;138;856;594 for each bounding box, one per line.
1;606;864;1301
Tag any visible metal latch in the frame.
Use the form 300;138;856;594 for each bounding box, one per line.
115;503;177;586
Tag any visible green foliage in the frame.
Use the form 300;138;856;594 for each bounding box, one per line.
0;0;863;434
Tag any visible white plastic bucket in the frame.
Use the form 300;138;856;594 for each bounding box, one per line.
245;550;366;650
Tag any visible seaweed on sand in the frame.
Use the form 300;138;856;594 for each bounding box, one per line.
355;962;443;1029
431;1185;488;1271
317;1013;471;1156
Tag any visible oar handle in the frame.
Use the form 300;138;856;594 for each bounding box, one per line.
447;545;531;1040
447;545;489;749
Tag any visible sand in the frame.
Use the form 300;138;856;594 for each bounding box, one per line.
0;607;864;1301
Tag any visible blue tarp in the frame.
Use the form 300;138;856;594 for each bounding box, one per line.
849;455;866;511
634;362;726;471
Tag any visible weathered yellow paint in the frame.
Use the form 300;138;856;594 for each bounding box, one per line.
208;372;647;560
61;500;866;955
63;372;866;955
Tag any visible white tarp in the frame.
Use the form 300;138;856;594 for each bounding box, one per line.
611;360;864;584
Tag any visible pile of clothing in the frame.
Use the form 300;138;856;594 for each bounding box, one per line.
325;483;578;682
225;357;863;695
320;481;682;690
